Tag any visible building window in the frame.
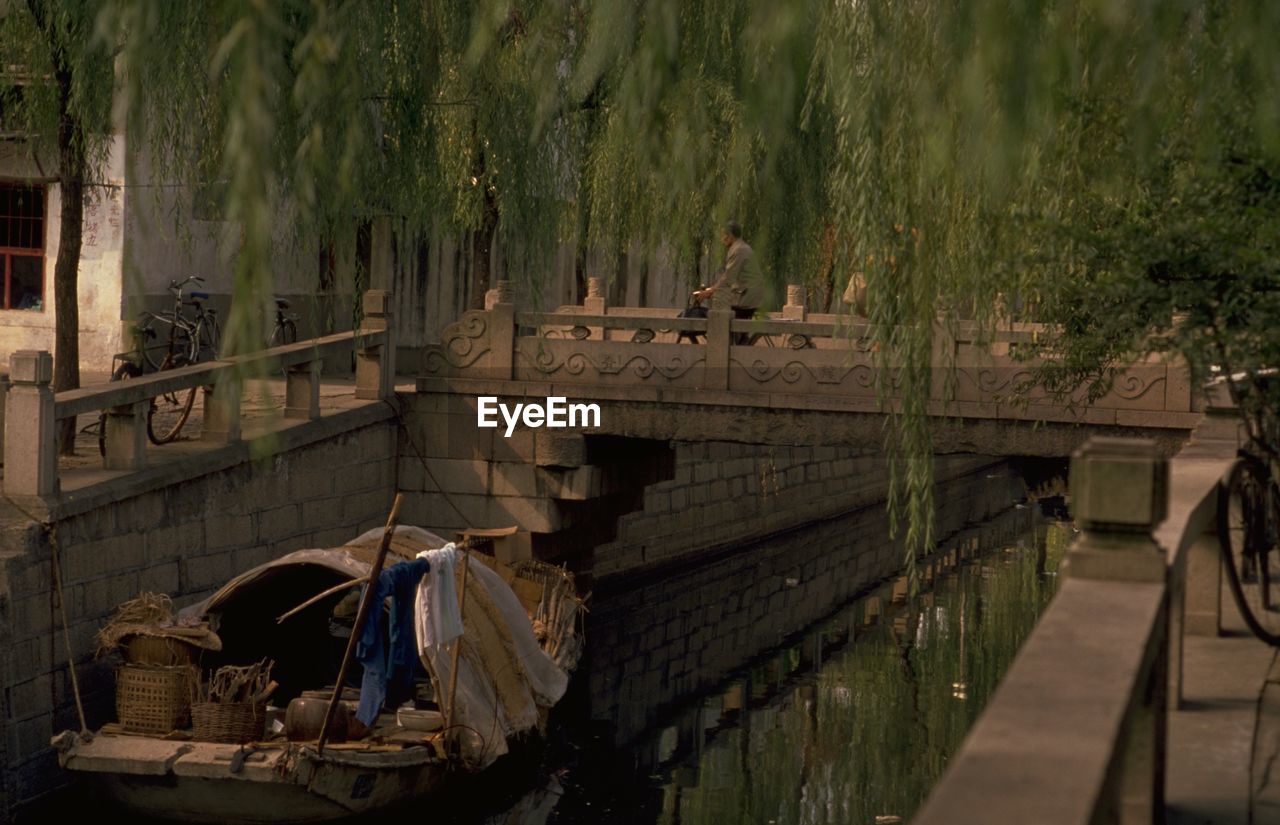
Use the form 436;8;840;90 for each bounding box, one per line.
0;182;45;311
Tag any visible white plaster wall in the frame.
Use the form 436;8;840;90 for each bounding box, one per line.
120;141;350;341
0;136;126;376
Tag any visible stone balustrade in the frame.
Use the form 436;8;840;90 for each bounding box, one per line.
3;290;395;499
421;283;1200;433
912;418;1241;824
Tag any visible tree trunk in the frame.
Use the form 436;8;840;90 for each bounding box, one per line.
33;0;86;456
468;147;499;310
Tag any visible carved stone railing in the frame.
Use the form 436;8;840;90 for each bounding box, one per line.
3;290;395;499
421;280;1198;428
913;425;1239;824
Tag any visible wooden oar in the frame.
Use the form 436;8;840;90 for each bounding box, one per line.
317;493;403;756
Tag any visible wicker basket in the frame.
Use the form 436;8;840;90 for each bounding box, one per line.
124;634;198;667
191;701;266;744
116;664;193;734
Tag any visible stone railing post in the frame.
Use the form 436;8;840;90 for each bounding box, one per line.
285;359;322;420
4;351;56;497
704;309;731;391
103;400;149;470
584;276;607;340
782;284;807;321
1068;436;1168;579
1067;436;1168;823
203;374;242;442
483;279;514;311
487;300;515;381
356;289;396;400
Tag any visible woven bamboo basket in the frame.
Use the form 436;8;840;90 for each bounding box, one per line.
124;634;198;667
116;664;192;734
191;701;266;744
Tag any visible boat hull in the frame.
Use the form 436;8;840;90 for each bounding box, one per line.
58;735;448;825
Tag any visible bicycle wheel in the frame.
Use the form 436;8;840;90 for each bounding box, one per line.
197;313;221;362
1218;456;1280;644
97;362;142;458
146;354;198;444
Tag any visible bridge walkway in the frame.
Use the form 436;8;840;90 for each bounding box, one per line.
1168;585;1279;824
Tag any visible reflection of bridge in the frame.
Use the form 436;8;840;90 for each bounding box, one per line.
420;281;1200;456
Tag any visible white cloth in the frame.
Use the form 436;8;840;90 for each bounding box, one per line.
415;543;463;650
414;554;570;768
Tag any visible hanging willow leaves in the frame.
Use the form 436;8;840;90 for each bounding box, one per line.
9;0;1277;573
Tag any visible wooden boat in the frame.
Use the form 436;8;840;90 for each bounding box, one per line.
52;526;584;824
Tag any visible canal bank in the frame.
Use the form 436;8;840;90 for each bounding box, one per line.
12;450;1059;823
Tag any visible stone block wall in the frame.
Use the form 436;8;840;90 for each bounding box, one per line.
593;444;1000;579
396;392;674;562
586;461;1028;745
0;417;397;817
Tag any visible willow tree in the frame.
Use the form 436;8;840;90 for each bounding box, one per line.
98;0;1280;576
106;0;577;346
1;2;113;454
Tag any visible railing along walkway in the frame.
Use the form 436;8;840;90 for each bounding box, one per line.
2;291;396;504
913;400;1250;825
422;278;1199;429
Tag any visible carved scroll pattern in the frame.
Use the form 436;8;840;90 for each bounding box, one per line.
517;344;703;381
422;311;491;375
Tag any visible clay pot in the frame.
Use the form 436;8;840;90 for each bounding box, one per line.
284;696;351;742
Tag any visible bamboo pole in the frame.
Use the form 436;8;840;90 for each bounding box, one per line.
443;546;470;753
317;493;403;756
275;576;369;624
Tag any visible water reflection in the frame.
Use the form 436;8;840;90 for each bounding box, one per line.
633;518;1069;825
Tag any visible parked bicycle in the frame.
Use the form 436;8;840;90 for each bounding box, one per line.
97;276;221;454
269;296;299;347
1218;433;1280;645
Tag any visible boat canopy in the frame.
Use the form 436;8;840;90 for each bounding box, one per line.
179;526;571;768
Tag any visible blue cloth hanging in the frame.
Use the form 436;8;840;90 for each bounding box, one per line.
355;557;430;726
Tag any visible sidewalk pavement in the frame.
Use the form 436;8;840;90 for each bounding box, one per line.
1167;588;1280;824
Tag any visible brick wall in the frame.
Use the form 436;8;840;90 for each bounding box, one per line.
586;460;1028;744
0;418;397;817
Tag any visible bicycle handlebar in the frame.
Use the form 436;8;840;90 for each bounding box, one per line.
167;275;205;298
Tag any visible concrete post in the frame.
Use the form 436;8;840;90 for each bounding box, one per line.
285;359;322;420
783;284;807;321
1065;436;1168;823
4;351;56;497
704;309;730;391
103;400;149;470
203;375;242;442
487;302;515;381
484;279;514;312
1066;437;1168;582
356;289;396;400
1182;532;1221;637
584;277;606;340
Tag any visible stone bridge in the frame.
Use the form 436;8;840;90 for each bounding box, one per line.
419;280;1201;457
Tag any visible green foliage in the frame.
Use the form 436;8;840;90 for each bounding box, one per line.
0;1;114;172
10;0;1280;570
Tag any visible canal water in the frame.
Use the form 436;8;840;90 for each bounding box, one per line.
33;462;1070;825
443;467;1071;825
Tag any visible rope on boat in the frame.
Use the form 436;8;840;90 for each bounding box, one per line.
50;528;89;734
3;494;90;735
